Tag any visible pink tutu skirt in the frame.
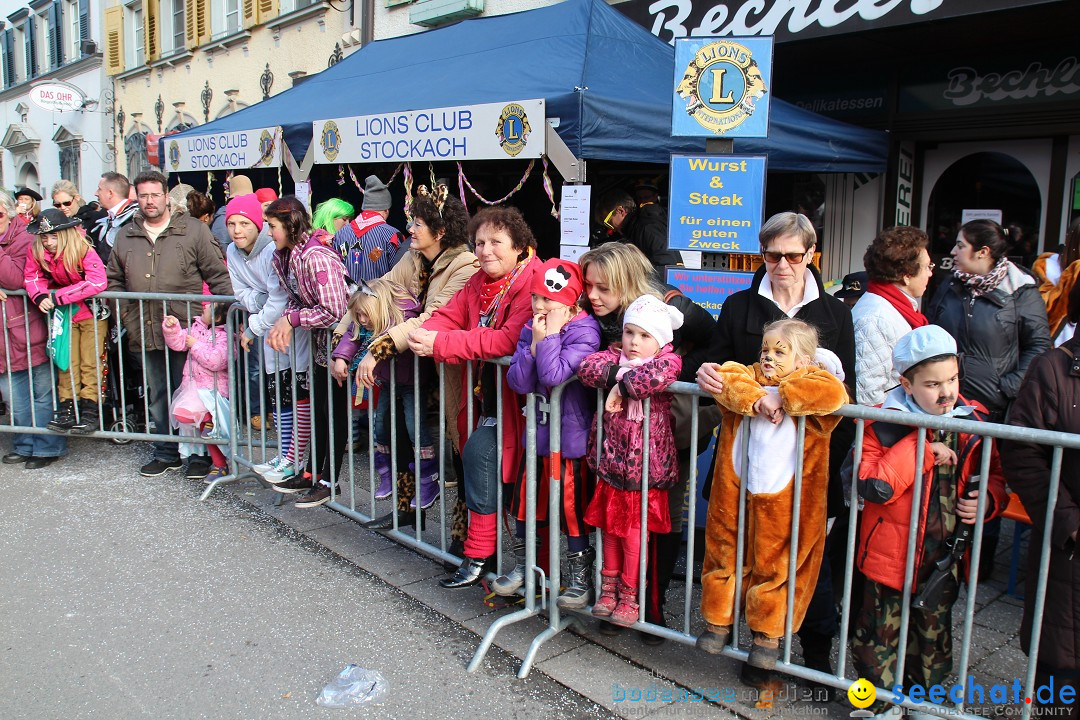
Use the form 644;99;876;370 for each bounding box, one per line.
584;482;671;539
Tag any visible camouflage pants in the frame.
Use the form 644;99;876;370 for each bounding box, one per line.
852;577;957;712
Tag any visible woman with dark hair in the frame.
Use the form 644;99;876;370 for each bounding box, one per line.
354;184;477;511
408;205;540;588
927;218;1051;421
186;191;216;225
266;196;350;508
852;226;934;405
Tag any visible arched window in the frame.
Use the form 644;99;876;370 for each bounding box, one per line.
125;129;150;177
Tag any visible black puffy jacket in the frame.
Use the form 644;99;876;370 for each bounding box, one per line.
926;262;1051;418
619;203;683;271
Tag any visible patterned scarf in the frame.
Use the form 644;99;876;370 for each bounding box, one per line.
953;257;1011;298
478;248;534;328
614;351;649;422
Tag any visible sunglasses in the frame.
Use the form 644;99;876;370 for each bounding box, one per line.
762;249;810;264
602;207;618;230
54;199;75;208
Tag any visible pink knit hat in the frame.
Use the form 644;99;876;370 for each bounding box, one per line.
225;193;264;231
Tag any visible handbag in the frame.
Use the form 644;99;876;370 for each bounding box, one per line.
46;304;74;373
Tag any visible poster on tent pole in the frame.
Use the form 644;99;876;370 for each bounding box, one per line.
166;126;283;172
667;154;766;253
312;99;546;164
672;37;774;138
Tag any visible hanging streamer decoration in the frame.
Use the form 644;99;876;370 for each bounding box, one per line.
346;163;404;195
541;156;559;219
223;170;235;200
457;160;535;207
206;171;214;196
403;162;414;221
337;164;346;186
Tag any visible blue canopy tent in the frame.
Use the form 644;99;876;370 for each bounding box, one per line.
169;0;887;174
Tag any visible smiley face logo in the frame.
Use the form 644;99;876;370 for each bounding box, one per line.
848;678;877;709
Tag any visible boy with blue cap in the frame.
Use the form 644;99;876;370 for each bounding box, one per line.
851;325;1008;718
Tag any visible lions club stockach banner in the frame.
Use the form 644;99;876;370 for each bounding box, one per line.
672;37;774;138
167;127;283;172
667;154;766;253
313;99;545;164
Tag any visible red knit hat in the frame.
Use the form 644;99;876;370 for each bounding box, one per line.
531;258;583;306
255;188;278;204
225;193;264;231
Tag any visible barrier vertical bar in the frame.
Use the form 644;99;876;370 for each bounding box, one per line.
414;352;422;540
682;394;701;635
638;396;650;623
495;364;504;571
894;427;927;687
836;418;865;679
731;417;752;650
783;416;807;665
438;362;447;553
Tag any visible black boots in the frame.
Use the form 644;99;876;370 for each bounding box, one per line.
48;400;77;432
69;399;99;435
557;546;596;610
439;555;494;589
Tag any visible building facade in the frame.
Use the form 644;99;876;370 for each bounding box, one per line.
105;0;362;178
1;0;109;201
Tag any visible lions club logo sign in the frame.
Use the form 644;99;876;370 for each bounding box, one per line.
677;40;768;135
496;103;531;157
257;129;277;167
321;120;341;162
168;140;181;170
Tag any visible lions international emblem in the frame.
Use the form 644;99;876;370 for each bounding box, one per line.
168;140;181;171
257;129;277;166
321;120;341;162
496;104;531;157
676;40;768;135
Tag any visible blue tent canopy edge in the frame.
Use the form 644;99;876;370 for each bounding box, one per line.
169;0;887;173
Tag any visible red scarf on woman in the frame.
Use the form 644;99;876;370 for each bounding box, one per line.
867;280;928;328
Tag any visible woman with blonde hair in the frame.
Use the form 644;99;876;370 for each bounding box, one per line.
579;241;717;641
52;179;106;237
23;208;108;433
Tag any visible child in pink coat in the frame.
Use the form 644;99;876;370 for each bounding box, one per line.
162;303;232;481
578;294;683;627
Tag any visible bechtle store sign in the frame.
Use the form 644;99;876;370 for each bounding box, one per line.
617;0;1055;42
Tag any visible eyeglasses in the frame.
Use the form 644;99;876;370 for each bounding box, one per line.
54;199;75;208
925;262;937;272
762;249;810;264
138;192;166;201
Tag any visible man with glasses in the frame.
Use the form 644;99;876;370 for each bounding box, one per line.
592;189;682;274
106;170;233;480
695;211;855;695
91;172;139;265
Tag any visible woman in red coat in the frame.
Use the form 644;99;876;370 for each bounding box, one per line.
407;206;540;588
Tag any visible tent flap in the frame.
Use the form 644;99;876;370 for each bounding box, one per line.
171;0;887;173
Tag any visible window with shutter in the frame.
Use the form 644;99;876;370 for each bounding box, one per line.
25;16;38;80
104;5;125;75
196;0;210;44
50;1;64;69
256;0;277;24
242;0;255;28
143;0;160;62
0;30;11;88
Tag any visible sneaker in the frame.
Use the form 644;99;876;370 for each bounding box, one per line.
203;466;229;485
186;457;212;480
272;475;312;494
253;455;284;475
294;483;336;508
140;459;184;477
263;463;298;486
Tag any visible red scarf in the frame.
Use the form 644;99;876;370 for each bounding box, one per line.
867;281;928;328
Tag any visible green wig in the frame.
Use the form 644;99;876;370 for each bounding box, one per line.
311;198;356;233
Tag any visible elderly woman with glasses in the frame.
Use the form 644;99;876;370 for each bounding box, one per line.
695;211;855;689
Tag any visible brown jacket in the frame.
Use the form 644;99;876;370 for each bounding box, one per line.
1002;338;1080;671
106;212;232;352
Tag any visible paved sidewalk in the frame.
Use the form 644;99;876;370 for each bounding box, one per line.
1;439;1034;719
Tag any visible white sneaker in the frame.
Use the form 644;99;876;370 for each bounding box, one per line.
263;462;298;485
253;455;283;475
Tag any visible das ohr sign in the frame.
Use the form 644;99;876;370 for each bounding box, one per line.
313;99;545;164
166;127;283;171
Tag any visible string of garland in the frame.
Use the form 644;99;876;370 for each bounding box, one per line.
206;171;214;196
541;156;558;219
346;163;404;194
337;164;346;185
403;162;414;221
457;160;534;206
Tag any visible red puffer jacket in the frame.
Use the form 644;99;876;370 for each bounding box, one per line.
857;394;1008;593
0;221;48;374
422;254;540;486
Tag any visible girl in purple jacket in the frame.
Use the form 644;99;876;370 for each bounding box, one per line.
579;294;683;628
501;259;601;607
333;278;437;508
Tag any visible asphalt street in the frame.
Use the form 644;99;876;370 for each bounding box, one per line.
0;439;612;720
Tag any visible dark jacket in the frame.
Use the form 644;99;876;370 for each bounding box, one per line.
106;212;233;352
506;312;601;458
706;264;857;514
615;203;682;271
75;202;107;240
1001;338;1080;670
926;262;1051;418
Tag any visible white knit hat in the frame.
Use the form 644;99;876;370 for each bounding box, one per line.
623;295;684;347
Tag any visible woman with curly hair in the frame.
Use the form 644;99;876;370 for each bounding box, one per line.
852;226;935;405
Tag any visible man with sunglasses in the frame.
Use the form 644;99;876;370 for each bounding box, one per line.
592;189;682;274
695;210;856;696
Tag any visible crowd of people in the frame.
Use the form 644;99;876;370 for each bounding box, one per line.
1;172;1077;717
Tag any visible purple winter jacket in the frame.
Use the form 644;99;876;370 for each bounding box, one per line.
506;312;601;459
332;297;422;385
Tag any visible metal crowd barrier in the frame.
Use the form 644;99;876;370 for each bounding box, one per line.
3;291;1073;720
